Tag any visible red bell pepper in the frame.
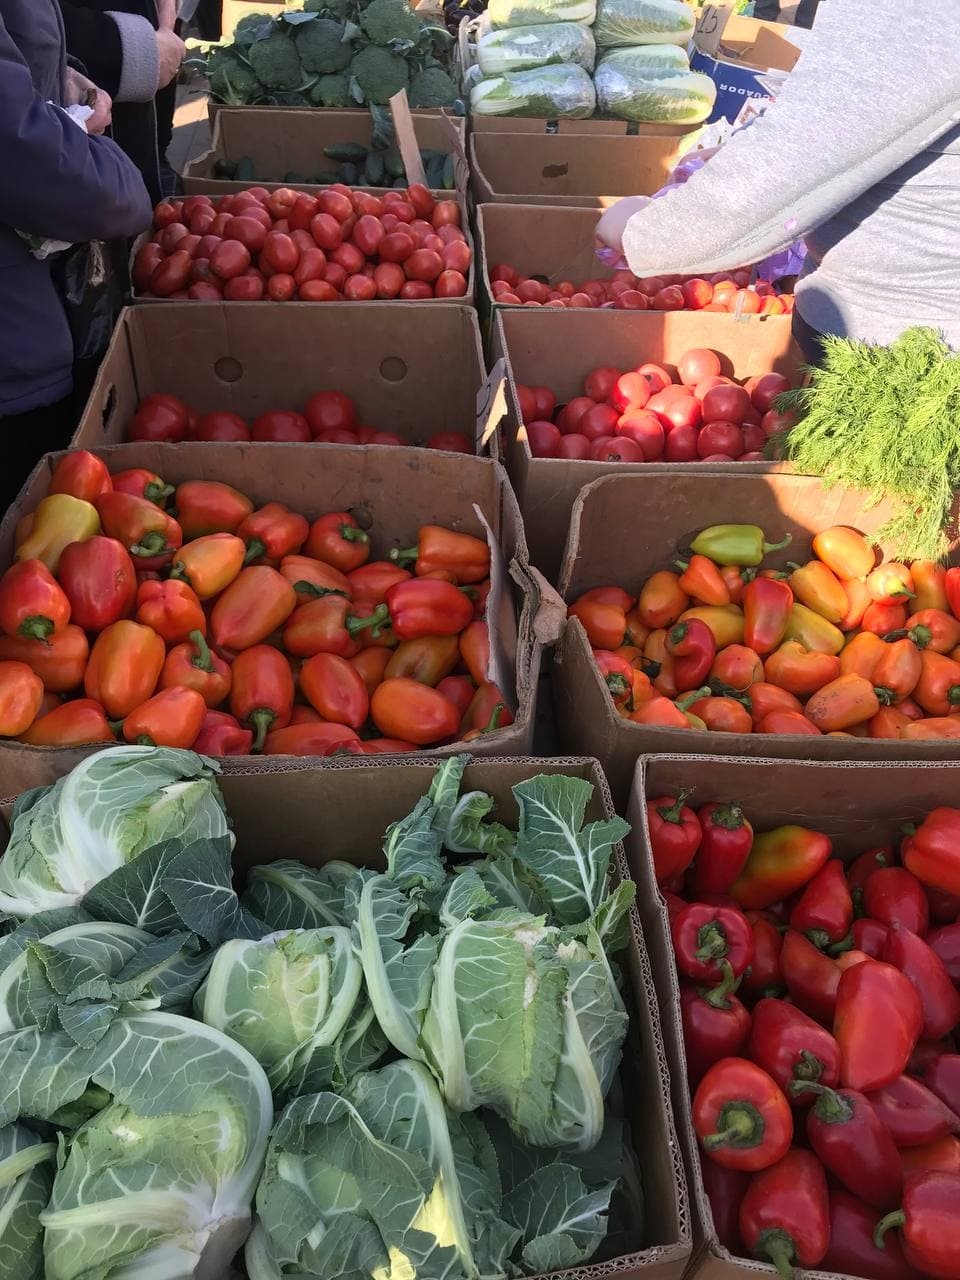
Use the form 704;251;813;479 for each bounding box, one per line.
0;560;71;642
568;599;629;651
391;525;491;586
0;660;44;736
174;480;254;541
385;636;460;686
903;808;960;898
646;792;702;884
18;697;114;746
96;491;183;568
824;1190;920;1280
237;502;309;565
738;1147;829;1278
672;903;754;984
304;512;371;573
883;923;960;1040
847;845;896;893
945;566;960;618
0;625;88;694
781;929;847;1023
594;649;636;708
901;1138;960;1179
666;618;716;692
732;826;832;910
459;683;514;739
920;1056;960;1118
299;652;370;730
58;537;136;632
360;579;474;642
160;631;231;708
853;918;890;958
83;620;165;719
229;645;294;751
262;721;359;756
122;685;206;749
748;997;841;1103
869;1075;960;1149
875;1172;960;1279
111;467;174;507
789;860;853;949
864;867;930;936
192;709;253;756
135;580;206;647
926;886;960;925
743;576;794;656
435;674;474;718
691;802;754;896
741;914;785;999
48;450;112;504
680;969;751;1086
210;566;297;653
459;620;490;686
346;560;409;606
701;1160;750;1254
370;677;461;746
282;556;353;607
576;587;635;611
927;924;960;982
800;1083;903;1210
693;1057;793;1172
835;961;923;1092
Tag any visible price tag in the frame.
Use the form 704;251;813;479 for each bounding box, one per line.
693;2;733;56
389;90;427;188
476;359;508;450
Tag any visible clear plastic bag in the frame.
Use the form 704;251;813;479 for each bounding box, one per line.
477;22;596;74
486;0;596;28
593;48;716;123
471;63;597;116
593;0;695;48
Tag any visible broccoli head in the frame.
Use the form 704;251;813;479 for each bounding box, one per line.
208;52;263;103
309;72;352;106
304;0;355;17
232;12;274;47
295;17;354;73
349;44;409;103
246;27;305;90
359;0;423;46
408;65;458;108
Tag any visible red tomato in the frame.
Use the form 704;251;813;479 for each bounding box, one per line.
159;222;190;253
178;234;201;258
129;394;190;443
701;383;752;424
209;212;232;237
729;288;762;314
299;280;340;302
369;431;404;446
616;411;664;460
388;201;416;225
677;348;722;387
760;295;787;315
380;232;415;264
318;190;352;222
316;428;358;445
153;201;181;229
352;215;384;258
210;240;251;281
532;386;556;419
309;213;342;252
698;420;745;459
399;280;433;300
664;423;699;462
526;421;561;458
261;231;298;275
490;263;517;286
404;249;443;282
713;281;738;305
557;433;592;459
579;404;620;441
693;375;733;401
324;263;347;291
591;436;644;463
442;240;472;275
609;372;650;413
613;290;649;310
305;391;357;436
330;242;364;276
225;216;267;254
517;279;548;305
681;278;713;310
638;363;672;393
434;270;467;297
344;273;377;300
355;193;384;218
188;281;222;300
252;410;311;442
195;412;250;442
406;184;435;219
741;422;767;453
149;250;192;297
266;273;296;301
293;248;327;287
516;386;537;424
741;451;765;461
750;372;792;413
556;396;596;433
189;211;215;236
431;202;461;229
637;276;664;295
761;408;796;438
133;243;163;291
652;285;685;311
656;394;702;432
373;262;405;298
584;367;621;402
426;432;472;453
223;274;264;301
568;292;594;308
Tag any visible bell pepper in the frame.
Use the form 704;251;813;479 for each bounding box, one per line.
679;605;745;649
902;609;960;654
96;491;182;569
863;868;929;936
835;960;923;1092
742;915;785;999
913;651;960;716
701;1161;750;1255
902;717;960;740
122;685;206;749
362;579;473;642
720;564;751;605
48;450;112;504
299;652;370;730
84;620;165;718
743;577;794;656
283;596;374;660
692;1057;793;1172
790;861;853;948
926;886;960;926
0;560;70;643
788;559;848;624
135;580;206;647
594;650;636;708
210;566;297;653
800;1083;904;1210
568;599;628;650
346;561;408;607
390;525;490;586
288;705;323;725
384;635;460;686
870;707;913;738
812;526;876;580
237;503;309;565
18;697;114;746
680;971;751;1087
872;638;922;705
901;1139;960;1180
732;826;831;910
837;576;871;630
923;1057;960;1118
160;631;231;708
229;644;295;751
883;924;960;1040
646;792;702;883
457;620;489;687
867;562;915;603
676;555;731;606
577;587;634;611
739;1147;829;1279
945;567;960;619
192;709;253;756
839;633;884;682
710;645;763;693
370;677;460;746
747;682;802;728
58;537;137;632
781;929;849;1022
434;673;474;718
870;1076;960;1150
304;512;371;573
875;1172;960;1280
805;673;880;732
460;682;514;738
628;693;703;729
351;647;393;697
782;603;845;655
167;534;244;600
748;997;840;1103
642;630;677;697
847;845;894;893
623;606;650;649
863;599;909;636
174;480;254;541
666;618;716;692
691;803;754;896
0;660;44;736
852;918;890;958
15;494;100;573
111;467;174;507
0;624;88;693
690;525;791;568
689;694;753;734
928;924;960;981
672;903;754;984
910;561;949;614
636;571;689;629
825;1190;920;1280
764;641;840;698
262;721;359;756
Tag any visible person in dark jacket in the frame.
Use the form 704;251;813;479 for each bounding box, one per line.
0;0;151;513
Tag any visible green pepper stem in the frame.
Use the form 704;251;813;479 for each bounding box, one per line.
135;734;156;747
340;525;369;544
695;922;730;965
874;1211;905;1250
188;630;215;673
248;708;276;754
243;538;267;565
292;580;347;600
479;704;505;735
702;1099;764;1151
789;1050;826;1092
882;628;909;642
710;802;745;831
758;1230;798;1280
655;788;694;825
168;561;188;582
674;559;690;572
606;673;631;700
825;931;854;956
347;603;390;639
17;615;54;644
874;686;898;706
762;534;792;556
107;719;124;738
677;686;712;712
700;960;740;1009
129;531;170;558
144;480;175;506
389;545;418;567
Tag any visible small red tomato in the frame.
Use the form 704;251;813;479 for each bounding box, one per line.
194;412;250;442
405;249;443;283
210;239;251;281
532;387;555;419
310;213;343;251
251;410;311;442
344;273;377;300
442;240;472;275
584;366;621;402
681;278;713;309
352;215;384;258
225;216;267;254
373;262;405;298
579;403;620;441
434;270;468;298
617;410;665;460
527;420;561;458
613;290;649;310
149;250;192;297
701;383;752;425
294;248;327;287
556;396;596;434
426;432;472;454
266;273;296;301
761;408;796;437
750;372;792;413
677;348;722;387
399;281;433;300
380;232;416;264
304;391;357;436
299;279;340;302
653;285;685;311
638;363;672;393
664;423;699;461
557;433;592;459
129;393;190;443
223;273;264;301
698;420;745;459
609;372;651;412
591;436;644;463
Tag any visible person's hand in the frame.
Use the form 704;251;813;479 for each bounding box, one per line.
156;0;186;89
63;66;113;134
595;195;650;256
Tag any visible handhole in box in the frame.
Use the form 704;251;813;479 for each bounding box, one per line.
214;356;243;383
542;164;569;179
100;384;117;434
379;357;408;383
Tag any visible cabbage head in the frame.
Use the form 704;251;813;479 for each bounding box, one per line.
241;859;357;931
593;0;695;48
470;65;596;118
594;48;717;122
0;1123;56;1279
477;22;596;74
487;0;595;26
0;747;232;918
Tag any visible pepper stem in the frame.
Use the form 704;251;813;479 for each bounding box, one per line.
129;531;170;558
389;545;419;567
677;687;712;712
292;580;347;600
873;686;898;706
788;1051;826;1093
882;628;909;642
762;534;792;556
144;480;175;506
874;1211;905;1250
347;604;390;639
188;630;215;673
479;704;505;735
135;735;156;747
340;525;369;544
710;802;745;831
700;960;740;1009
17;615;54;644
606;673;631;700
757;1230;798;1280
655;788;694;825
248;708;276;754
695;922;730;965
702;1100;764;1151
243;538;267;565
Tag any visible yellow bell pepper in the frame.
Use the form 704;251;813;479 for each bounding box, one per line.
679;604;745;649
15;495;100;573
782;602;845;656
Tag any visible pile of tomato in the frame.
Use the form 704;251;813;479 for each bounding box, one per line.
134;185;471;302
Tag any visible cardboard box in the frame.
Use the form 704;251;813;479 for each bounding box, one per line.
690;6;802;123
0;444;558;795
471;116;699;138
489;308;801;584
0;754;692;1280
184;107;468;196
469;132;685;209
553;472;960;807
207;100;460;128
71;303;487;452
626;753;960;1280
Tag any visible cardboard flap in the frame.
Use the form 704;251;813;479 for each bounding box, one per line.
476;358;508;451
473;503;518;707
525;565;568;647
390;91;427;188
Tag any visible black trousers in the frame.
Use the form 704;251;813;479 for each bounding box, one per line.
0;398;75;520
752;0;821;25
791;309;826;367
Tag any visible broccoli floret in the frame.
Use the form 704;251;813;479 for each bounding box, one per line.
310;72;352;106
246;27;305;90
295;18;354;73
304;0;355;17
232;12;274;47
359;0;422;46
208;52;263;103
349;44;409;103
408;65;458;108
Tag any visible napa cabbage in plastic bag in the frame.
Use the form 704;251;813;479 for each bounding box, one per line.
477;22;596;74
471;64;596;117
487;0;596;29
594;48;716;122
593;0;695;47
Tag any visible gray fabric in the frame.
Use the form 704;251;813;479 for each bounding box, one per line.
619;0;960;347
107;8;158;101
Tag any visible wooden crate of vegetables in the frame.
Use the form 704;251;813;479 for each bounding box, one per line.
553;471;960;807
0;443;555;794
626;753;960;1280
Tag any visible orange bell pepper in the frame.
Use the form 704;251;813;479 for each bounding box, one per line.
122;686;207;749
460;682;515;738
782;603;845;655
435;674;475;718
371;677;460;745
135;580;206;646
614;644;644;668
676;555;731;607
805;674;881;732
764;641;841;697
679;605;745;650
711;645;763;692
643;630;678;698
759;709;822;735
872;637;922;704
364;737;417;753
838;577;871;630
304;512;371;573
914;651;960;717
459;620;489;685
630;669;656;709
48;450;112;504
229;644;295;751
350;646;393;695
36;690;61;717
898;696;924;721
904;609;960;654
628;694;699;729
594;650;636;707
237;503;309;565
300;652;370;729
262;722;359;756
15;494;100;573
281;556;353;607
96;491;182;569
345;561;408;607
391;525;490;586
174;480;254;541
283;596;372;660
169;533;246;599
747;682;803;729
688;695;752;734
869;707;913;739
84;620;165;718
861;599;908;636
866;562;915;602
788;560;848;624
111;467;174;507
902;717;960;740
18;698;115;746
811;526;876;580
576;587;635;611
623;607;650;649
567;599;627;650
160;631;231;707
0;625;89;692
385;635;460;686
840;631;886;680
910;562;949;614
0;661;44;736
0;560;71;642
210;566;297;652
637;571;689;629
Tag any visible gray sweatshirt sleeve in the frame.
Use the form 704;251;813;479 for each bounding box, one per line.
621;0;960;276
106;11;159;103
